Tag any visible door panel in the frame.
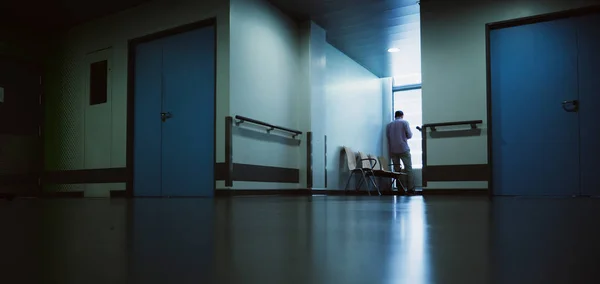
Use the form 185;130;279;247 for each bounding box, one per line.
491;19;580;196
161;26;216;197
133;39;164;197
577;13;600;196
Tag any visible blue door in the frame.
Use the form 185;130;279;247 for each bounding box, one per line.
490;19;580;196
133;25;215;197
161;27;215;197
577;13;600;197
133;39;163;197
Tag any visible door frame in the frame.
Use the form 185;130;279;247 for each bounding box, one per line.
126;18;218;197
485;5;600;196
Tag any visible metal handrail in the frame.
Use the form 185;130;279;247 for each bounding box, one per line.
234;115;302;138
416;120;483;186
419;120;483;132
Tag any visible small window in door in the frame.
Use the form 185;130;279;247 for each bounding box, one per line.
90;60;108;105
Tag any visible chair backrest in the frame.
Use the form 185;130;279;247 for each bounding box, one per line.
358;152;375;169
378;156;390;171
343;147;358;170
369;154;383;170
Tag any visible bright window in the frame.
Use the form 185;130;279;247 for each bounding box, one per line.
393;88;423;168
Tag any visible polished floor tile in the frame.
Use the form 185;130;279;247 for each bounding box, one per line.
1;195;599;284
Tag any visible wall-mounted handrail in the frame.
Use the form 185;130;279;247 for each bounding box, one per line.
421;120;483;131
416;120;483;186
234;115;302;138
223;116;306;189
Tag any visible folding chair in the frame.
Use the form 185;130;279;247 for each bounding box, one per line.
372;155;408;192
342;147;380;196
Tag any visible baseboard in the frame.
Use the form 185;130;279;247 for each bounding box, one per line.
309;190;346;195
314;189;431;196
215;189;310;196
214;189;435;197
310;190;392;196
40;191;85;198
110;190;127;198
4;189;487;198
215;189;406;197
421;189;489;196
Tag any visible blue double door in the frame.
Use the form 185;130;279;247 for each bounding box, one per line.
491;13;600;196
133;25;215;197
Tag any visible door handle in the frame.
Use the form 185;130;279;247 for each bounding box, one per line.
161;112;172;122
562;100;579;113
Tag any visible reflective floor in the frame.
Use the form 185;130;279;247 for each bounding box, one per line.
1;195;599;284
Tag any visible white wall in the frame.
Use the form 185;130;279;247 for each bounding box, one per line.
297;21;327;189
44;0;230;196
228;0;303;190
308;23;327;189
325;43;384;190
381;78;393;160
420;0;598;190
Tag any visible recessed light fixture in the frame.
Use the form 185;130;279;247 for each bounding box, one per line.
387;47;400;53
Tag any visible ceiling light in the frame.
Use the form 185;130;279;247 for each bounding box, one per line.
388;48;400;53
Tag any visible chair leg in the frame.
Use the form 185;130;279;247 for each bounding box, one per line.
369;175;381;196
361;172;371;196
355;170;365;191
355;170;367;192
356;178;365;191
397;177;408;192
344;171;355;192
362;171;379;196
346;171;364;192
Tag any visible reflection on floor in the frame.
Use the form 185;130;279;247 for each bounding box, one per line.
1;195;599;284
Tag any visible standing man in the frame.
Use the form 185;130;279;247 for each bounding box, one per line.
386;110;415;194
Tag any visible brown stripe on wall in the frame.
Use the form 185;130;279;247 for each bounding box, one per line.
215;163;300;183
43;162;300;187
43;167;128;184
233;163;299;183
215;189;308;196
422;189;489;195
425;164;489;182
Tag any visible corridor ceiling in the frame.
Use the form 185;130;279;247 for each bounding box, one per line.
268;0;422;79
1;0;420;78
